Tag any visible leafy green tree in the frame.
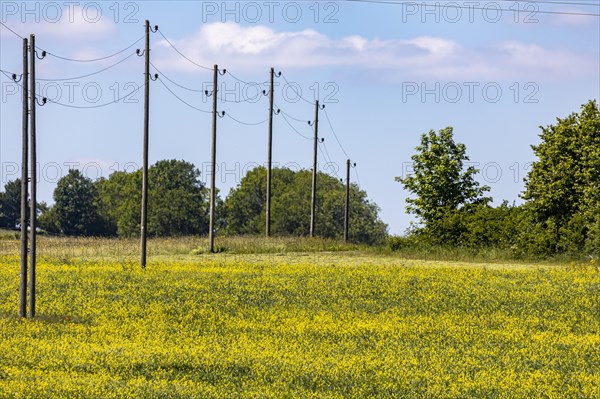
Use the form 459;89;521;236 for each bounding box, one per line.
96;170;139;237
38;204;60;234
521;100;600;256
0;179;50;231
223;167;388;244
97;160;210;237
396;127;490;241
54;169;107;236
0;179;22;229
147;159;210;236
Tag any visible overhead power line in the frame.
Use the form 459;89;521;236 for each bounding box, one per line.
351;0;600;6
37;52;137;81
225;112;267;126
0;23;147;63
226;69;269;86
344;0;600;16
150;62;204;92
156;28;213;71
45;36;145;63
156;76;211;113
277;106;309;123
0;69;17;79
48;82;145;109
323;108;350;160
453;0;600;7
320;140;342;180
1;69;46;101
0;21;24;39
280;110;312;140
280;74;315;106
3;65;142;108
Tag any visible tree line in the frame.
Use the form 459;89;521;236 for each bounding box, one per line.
394;100;599;258
0;160;388;245
1;100;597;257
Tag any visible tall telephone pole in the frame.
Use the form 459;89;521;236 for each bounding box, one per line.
208;64;219;253
14;34;45;319
28;33;43;319
265;67;280;237
309;100;323;238
138;20;158;268
18;37;29;318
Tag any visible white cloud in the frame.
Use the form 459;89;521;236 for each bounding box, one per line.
153;22;595;82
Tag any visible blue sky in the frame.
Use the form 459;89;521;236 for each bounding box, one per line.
1;1;599;234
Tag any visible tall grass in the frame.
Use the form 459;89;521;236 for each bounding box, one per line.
0;235;371;263
1;233;591;266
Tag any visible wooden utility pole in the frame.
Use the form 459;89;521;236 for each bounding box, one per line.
208;64;218;252
344;159;351;243
309;100;320;238
28;34;38;318
140;20;151;268
19;37;28;318
266;67;275;237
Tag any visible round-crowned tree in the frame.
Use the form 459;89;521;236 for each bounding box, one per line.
396;126;490;240
54;169;106;236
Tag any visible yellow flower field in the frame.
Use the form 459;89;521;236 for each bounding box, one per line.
0;253;598;398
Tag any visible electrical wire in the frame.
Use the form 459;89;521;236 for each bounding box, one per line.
37;52;137;82
217;94;257;103
225;69;270;87
225;112;267;125
344;0;600;16
156;76;212;113
417;0;600;7
0;21;24;39
3;65;143;108
277;107;309;123
217;78;269;103
504;0;600;6
156;28;213;71
44;36;145;62
1;69;47;102
217;83;266;103
280;74;315;106
320;140;342;179
150;62;204;92
279;111;312;140
47;82;145;109
323;108;350;160
0;69;17;79
0;23;146;65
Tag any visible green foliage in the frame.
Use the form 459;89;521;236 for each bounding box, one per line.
96;170;139;237
97;160;210;237
53;169;108;236
38;205;60;234
147;159;210;236
394;102;599;260
1;179;53;232
396;126;490;237
521;100;600;256
389;202;523;254
222;167;388;244
0;179;22;229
